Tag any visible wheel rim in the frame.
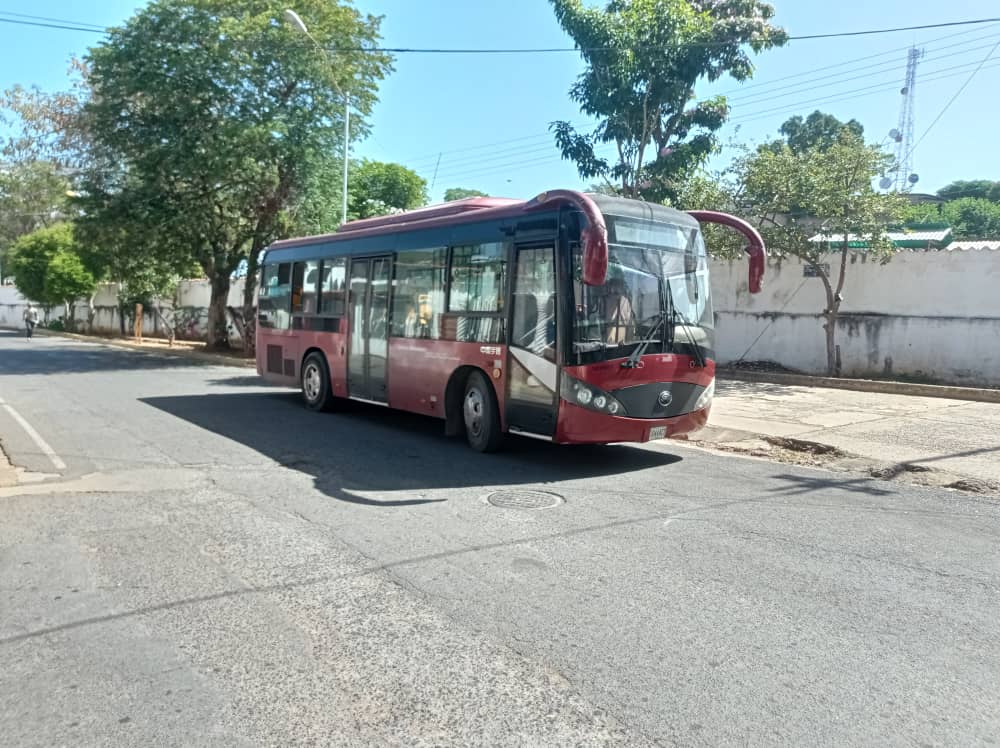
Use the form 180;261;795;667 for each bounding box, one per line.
464;387;484;437
303;362;322;403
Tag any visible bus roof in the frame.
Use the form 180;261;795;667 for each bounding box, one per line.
268;191;699;252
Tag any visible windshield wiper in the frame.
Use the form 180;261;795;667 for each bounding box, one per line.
672;308;706;368
621;314;666;368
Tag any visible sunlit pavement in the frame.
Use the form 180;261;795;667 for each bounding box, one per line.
2;329;998;746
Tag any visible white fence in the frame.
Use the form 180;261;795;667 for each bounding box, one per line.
710;246;1000;387
5;246;999;387
0;280;247;345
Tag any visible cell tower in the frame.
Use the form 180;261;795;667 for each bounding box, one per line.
886;46;925;192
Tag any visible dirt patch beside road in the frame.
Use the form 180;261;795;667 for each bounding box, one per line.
676;427;1000;496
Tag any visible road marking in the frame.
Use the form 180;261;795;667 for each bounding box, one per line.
0;397;67;471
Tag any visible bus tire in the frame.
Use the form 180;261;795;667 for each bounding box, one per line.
301;351;335;412
463;370;503;452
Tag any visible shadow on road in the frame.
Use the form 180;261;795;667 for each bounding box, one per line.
141;391;683;507
769;473;895;498
0;329;201;375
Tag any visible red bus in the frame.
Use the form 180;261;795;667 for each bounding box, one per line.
256;190;765;451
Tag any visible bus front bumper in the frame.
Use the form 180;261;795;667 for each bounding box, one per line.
554;401;710;445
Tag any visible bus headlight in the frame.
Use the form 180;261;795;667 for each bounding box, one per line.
694;378;715;410
561;372;626;416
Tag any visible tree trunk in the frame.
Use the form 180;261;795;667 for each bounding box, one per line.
241;239;263;357
205;271;231;349
823;306;840;376
86;294;95;334
66;301;77;333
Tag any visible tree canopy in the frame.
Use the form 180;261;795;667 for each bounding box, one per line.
683;130;905;375
77;0;393;347
443;187;488;202
348;160;428;220
936;180;1000;203
7;223;96;320
905;197;1000;240
765;110;864;154
549;0;786;202
0;161;71;283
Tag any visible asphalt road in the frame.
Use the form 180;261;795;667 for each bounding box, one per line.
1;329;998;747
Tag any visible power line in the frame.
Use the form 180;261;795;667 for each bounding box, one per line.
0;16;103;33
431;59;1000;184
322;17;1000;53
0;11;106;30
728;35;1000;105
733;51;1000;113
403;23;1000;167
2;11;1000;51
905;38;1000;158
735;58;1000;124
419;52;1000;178
716;21;1000;96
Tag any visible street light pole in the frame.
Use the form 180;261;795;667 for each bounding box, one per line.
284;9;350;225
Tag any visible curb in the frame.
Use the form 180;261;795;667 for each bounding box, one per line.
718;368;1000;404
31;329;256;369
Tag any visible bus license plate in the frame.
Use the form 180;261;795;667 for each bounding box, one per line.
648;426;667;441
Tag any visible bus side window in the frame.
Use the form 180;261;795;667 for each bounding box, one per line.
392;248;446;338
320;258;347;316
291;262;306;314
301;260;320;315
259;263;292;329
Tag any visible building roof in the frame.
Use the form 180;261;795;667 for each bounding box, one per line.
809;225;952;249
940;240;1000;251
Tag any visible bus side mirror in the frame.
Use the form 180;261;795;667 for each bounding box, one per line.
685;210;767;294
745;243;765;295
581;222;608;287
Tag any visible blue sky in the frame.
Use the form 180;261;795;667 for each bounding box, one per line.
2;1;999;202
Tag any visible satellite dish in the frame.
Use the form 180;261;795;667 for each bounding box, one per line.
889;128;901;140
900;86;909;95
908;173;920;185
879;177;892;190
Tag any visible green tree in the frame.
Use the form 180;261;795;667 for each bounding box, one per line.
0;60;92;168
942;198;1000;238
671;167;746;258
769;110;864;154
904;197;1000;239
549;0;786;202
735;132;906;375
79;0;393;349
348;159;428;220
937;180;1000;203
443;187;487;202
0;161;71;283
7;223;96;328
45;249;97;328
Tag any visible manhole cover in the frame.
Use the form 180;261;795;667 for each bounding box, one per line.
485;490;564;510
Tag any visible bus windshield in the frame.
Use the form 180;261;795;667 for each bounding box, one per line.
572;216;713;363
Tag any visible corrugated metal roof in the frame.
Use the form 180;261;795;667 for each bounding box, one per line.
809;228;952;248
943;240;1000;251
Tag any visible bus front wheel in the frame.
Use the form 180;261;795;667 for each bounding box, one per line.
301;352;335;412
463;371;503;452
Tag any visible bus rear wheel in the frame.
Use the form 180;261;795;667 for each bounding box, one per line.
463;371;503;452
301;352;335;412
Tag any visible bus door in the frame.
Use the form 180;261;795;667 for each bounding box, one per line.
506;243;559;438
347;256;391;403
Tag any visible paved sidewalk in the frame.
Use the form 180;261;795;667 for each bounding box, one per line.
696;379;1000;491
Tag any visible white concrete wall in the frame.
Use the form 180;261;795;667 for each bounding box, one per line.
0;280;246;344
711;250;1000;386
